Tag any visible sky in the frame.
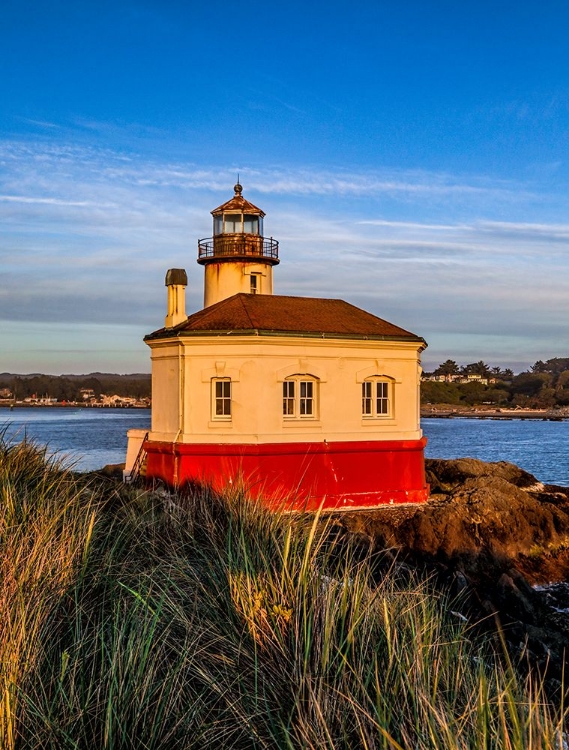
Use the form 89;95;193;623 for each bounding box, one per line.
2;0;569;374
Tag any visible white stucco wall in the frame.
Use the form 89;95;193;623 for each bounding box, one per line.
150;342;182;436
203;261;274;307
148;334;423;445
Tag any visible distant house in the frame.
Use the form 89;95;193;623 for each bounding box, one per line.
423;373;493;386
125;185;429;510
100;395;138;407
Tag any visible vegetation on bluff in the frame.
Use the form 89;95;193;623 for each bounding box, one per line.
423;357;569;409
1;439;567;748
0;373;151;403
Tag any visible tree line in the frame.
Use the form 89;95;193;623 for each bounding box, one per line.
0;373;151;402
422;357;569;408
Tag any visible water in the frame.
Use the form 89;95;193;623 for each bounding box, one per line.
423;417;569;486
1;408;568;485
0;407;151;472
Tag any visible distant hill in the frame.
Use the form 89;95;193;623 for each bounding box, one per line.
0;373;151;401
0;372;151;379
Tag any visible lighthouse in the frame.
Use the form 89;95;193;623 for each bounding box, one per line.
125;185;429;510
199;181;279;306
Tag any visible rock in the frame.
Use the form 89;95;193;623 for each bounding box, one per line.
496;573;536;618
339;458;569;582
426;457;542;492
335;457;569;699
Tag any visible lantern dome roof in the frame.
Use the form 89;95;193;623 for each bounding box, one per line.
211;183;265;217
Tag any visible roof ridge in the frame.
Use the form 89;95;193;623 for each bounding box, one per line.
332;298;416;337
145;293;424;344
236;293;256;328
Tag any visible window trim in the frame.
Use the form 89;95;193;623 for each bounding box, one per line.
212;377;232;421
250;273;260;294
282;374;319;420
362;377;393;419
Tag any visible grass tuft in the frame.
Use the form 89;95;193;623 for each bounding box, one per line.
0;436;566;748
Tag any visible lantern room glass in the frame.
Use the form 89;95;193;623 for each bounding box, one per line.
214;214;263;235
224;214;241;233
243;215;260;234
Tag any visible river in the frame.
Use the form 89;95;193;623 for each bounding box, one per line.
1;408;568;486
423;416;569;486
0;407;151;472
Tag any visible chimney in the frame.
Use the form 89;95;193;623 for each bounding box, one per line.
165;268;188;328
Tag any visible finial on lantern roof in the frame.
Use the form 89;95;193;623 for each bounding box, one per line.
234;177;243;196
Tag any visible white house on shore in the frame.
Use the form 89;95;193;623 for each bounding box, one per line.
125;184;429;510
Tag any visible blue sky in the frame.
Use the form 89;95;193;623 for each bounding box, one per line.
2;0;569;373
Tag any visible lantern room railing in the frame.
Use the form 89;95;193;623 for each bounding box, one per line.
198;235;279;263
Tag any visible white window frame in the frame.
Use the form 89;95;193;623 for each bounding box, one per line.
250;273;260;294
212;378;232;421
362;378;392;418
282;375;318;419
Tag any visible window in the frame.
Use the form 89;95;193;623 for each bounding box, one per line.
243;215;259;234
212;378;231;420
250;274;259;294
362;378;391;418
282;376;318;419
224;214;242;233
283;381;295;415
215;214;263;235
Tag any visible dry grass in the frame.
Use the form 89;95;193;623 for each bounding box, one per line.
0;437;566;748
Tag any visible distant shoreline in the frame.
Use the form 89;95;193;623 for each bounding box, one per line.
0;403;150;409
421;407;567;421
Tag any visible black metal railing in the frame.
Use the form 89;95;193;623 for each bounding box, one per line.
198;235;279;262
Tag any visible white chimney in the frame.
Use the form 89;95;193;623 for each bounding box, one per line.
165;268;188;328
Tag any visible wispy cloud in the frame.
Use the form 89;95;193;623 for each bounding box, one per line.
1;136;568;372
0;195;93;207
0;139;533;203
18;118;62;130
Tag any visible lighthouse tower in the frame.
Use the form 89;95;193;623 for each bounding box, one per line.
125;184;429;510
198;182;279;307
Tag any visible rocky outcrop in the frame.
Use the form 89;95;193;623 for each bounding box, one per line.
335;458;569;693
338;458;569;583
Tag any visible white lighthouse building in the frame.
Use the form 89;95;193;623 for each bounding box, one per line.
125;184;429;510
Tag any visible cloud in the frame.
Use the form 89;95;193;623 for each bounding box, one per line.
0;195;93;207
18;118;62;130
1;136;568;372
0;139;532;204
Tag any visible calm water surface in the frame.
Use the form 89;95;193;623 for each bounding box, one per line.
1;408;568;486
423;417;569;486
1;407;151;472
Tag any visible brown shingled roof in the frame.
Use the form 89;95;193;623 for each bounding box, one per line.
146;294;425;344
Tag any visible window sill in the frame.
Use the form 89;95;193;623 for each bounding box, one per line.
282;420;322;428
361;418;396;426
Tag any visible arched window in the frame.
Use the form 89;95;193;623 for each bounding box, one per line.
362;377;392;418
283;375;319;419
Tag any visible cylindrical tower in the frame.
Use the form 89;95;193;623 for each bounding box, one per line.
197;183;279;307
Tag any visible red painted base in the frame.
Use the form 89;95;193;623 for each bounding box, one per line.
143;438;429;511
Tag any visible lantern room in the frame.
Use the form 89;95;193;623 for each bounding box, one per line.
197;183;279;307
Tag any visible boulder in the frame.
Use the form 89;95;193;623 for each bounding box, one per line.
334;457;569;694
338;458;569;582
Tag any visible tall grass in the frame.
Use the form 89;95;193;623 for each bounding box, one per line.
0;437;566;748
